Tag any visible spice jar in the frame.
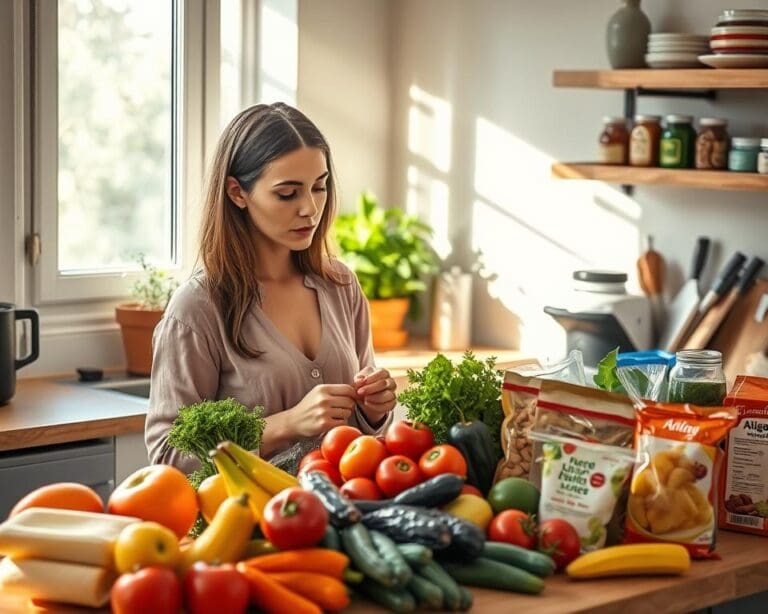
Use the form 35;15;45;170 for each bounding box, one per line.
629;115;661;167
729;137;761;173
660;115;695;169
598;117;629;165
668;350;726;406
759;138;768;175
695;118;729;170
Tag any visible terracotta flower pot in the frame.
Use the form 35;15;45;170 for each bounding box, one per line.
369;297;410;350
115;303;164;376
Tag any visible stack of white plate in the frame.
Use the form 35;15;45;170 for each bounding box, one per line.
645;33;709;68
699;9;768;68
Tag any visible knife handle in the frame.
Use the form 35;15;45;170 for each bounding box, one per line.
736;257;765;294
691;237;710;281
713;252;747;296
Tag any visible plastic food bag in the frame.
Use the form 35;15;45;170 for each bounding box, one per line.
615;351;675;403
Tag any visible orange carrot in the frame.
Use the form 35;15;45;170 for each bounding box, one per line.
236;563;321;614
241;549;349;579
268;572;350;611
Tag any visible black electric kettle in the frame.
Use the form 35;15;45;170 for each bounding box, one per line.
0;303;40;405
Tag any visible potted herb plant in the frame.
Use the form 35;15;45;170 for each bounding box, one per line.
115;254;179;375
334;191;437;349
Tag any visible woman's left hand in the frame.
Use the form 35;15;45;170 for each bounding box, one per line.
353;366;397;422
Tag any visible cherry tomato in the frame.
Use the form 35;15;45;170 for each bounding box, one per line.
384;421;434;461
375;455;424;498
183;562;249;614
111;566;182;614
418;445;467;479
298;459;343;487
339;436;388;481
340;477;383;500
321;425;362;466
260;488;328;550
298;449;325;472
461;484;483;497
538;518;581;571
488;510;537;549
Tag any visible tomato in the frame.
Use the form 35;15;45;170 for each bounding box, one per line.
298;449;325;472
321;425;362;466
418;445;467;479
488;510;536;549
183;562;249;614
338;436;388;481
298;459;343;487
375;455;423;498
111;566;182;614
260;488;328;550
340;477;383;500
197;474;228;524
384;421;434;461
108;465;199;539
114;521;180;574
538;518;581;570
461;484;483;497
10;482;104;517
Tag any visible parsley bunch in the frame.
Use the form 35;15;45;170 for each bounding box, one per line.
399;351;503;456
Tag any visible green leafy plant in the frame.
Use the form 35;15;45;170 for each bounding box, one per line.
399;351;504;457
592;348;625;394
131;253;179;310
333;191;437;318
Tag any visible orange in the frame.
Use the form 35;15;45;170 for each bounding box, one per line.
10;482;104;518
197;473;228;524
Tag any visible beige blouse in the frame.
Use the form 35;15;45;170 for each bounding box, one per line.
145;261;390;475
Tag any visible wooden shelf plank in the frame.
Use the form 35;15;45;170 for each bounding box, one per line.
552;163;768;191
553;69;768;90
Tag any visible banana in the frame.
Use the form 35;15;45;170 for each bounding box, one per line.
566;544;690;579
210;449;272;521
218;441;299;495
178;493;254;574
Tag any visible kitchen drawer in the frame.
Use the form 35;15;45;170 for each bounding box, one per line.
0;438;115;518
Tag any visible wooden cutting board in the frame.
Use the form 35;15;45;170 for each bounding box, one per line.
710;278;768;385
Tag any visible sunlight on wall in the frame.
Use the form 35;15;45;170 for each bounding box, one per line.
407;85;452;173
260;0;297;105
406;165;451;260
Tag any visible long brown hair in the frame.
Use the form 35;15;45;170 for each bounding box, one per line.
199;103;344;358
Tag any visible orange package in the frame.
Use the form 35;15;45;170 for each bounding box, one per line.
720;375;768;536
624;401;737;558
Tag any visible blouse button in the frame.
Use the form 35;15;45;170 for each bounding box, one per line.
310;368;321;379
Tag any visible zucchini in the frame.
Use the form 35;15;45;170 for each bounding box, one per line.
441;557;545;594
397;543;433;567
340;523;396;587
416;507;486;560
362;506;452;550
370;530;413;587
394;474;465;507
458;585;474;611
482;541;556;577
418;561;461;610
320;525;341;551
407;574;443;609
353;499;387;514
356;579;416;613
299;471;361;527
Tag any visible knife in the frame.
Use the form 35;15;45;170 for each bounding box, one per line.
697;251;747;315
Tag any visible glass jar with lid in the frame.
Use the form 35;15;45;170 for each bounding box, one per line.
729;137;761;173
668;349;726;406
695;118;729;170
598;117;629;165
758;138;768;175
629;115;661;167
660;115;695;169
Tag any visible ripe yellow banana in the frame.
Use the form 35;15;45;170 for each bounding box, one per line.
566;544;690;579
218;441;298;495
210;449;272;521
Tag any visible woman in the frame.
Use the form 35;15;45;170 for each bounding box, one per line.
145;103;396;475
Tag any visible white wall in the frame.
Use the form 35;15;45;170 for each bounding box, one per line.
0;1;17;302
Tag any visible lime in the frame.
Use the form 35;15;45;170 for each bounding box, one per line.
488;477;540;515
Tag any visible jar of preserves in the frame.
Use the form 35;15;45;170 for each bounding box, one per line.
758;138;768;175
660;115;695;169
599;117;629;165
728;137;761;173
695;118;729;170
629;115;661;167
668;349;726;406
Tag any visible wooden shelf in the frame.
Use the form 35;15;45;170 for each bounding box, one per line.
553;69;768;90
552;163;768;191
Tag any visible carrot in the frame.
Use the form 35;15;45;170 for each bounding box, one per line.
268;572;350;611
241;549;349;579
236;563;322;614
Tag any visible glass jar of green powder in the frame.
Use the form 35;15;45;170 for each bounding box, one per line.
668;349;726;406
660;115;695;169
728;137;761;173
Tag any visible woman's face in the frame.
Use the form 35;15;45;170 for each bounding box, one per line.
229;146;329;253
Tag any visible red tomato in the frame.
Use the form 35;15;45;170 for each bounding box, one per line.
488;510;537;549
111;567;182;614
461;484;483;497
340;477;383;500
183;562;249;614
418;445;467;479
321;425;362;466
339;436;388;481
538;519;581;571
298;459;343;487
298;449;324;472
260;488;328;550
375;455;423;498
384;421;434;461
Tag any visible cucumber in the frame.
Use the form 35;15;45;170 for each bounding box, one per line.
357;580;416;613
340;523;396;587
407;574;443;609
441;557;545;595
397;543;433;567
320;525;341;551
362;505;452;550
300;471;361;527
370;530;413;587
418;561;461;610
458;585;474;611
482;541;556;577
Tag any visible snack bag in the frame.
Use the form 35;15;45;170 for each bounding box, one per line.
625;401;738;558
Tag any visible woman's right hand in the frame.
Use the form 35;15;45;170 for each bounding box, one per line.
285;384;358;439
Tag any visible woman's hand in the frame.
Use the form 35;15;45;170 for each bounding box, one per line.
354;366;397;425
286;384;358;438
